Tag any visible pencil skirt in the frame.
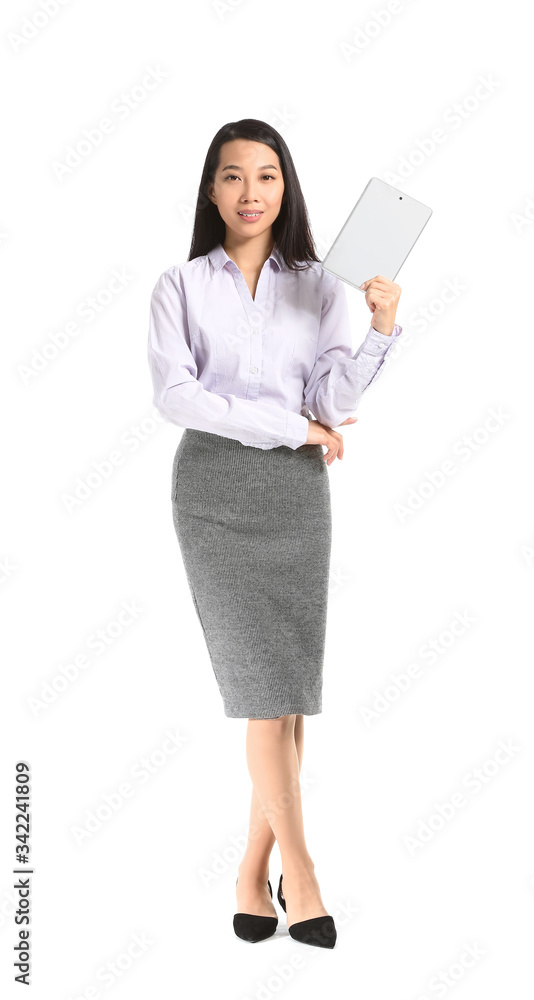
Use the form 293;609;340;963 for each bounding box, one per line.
171;428;332;719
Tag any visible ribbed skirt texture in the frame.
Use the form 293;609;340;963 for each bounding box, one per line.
171;428;332;718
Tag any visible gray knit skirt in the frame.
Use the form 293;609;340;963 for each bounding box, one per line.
171;428;332;719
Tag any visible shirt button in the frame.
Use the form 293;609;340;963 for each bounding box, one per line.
250;366;258;374
251;328;259;335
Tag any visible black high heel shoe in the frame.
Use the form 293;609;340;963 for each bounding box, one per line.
277;873;337;949
233;877;278;942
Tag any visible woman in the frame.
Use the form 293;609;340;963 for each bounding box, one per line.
147;119;402;949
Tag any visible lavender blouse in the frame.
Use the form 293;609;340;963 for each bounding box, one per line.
147;242;402;450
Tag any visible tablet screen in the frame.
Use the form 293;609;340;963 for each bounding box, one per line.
322;177;432;291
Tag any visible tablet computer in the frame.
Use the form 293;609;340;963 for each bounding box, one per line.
321;177;432;291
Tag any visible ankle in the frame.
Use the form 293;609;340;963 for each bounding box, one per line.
237;858;271;884
281;856;316;877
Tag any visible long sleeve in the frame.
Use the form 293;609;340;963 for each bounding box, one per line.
304;271;402;427
147;269;310;450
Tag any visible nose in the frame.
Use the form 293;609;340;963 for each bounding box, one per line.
240;182;260;201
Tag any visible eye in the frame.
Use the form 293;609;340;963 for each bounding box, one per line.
224;174;276;181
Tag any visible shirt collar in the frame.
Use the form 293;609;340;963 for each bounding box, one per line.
207;242;286;273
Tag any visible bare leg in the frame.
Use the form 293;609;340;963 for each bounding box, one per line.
243;714;329;926
236;715;304;918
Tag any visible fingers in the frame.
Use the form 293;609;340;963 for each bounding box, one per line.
367;294;396;312
364;286;399;304
361;276;402;293
323;446;338;465
322;429;344;465
316;421;350;465
361;278;389;291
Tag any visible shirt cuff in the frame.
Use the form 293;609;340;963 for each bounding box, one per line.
285;410;311;449
364;322;403;353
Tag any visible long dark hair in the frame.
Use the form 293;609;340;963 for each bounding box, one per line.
187;119;320;272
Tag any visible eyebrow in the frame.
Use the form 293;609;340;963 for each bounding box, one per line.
220;164;279;172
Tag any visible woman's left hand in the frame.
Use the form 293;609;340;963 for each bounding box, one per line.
360;275;401;336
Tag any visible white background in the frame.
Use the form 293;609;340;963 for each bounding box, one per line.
1;0;533;997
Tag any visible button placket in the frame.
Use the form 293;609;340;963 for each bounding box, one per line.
239;264;272;401
247;318;262;397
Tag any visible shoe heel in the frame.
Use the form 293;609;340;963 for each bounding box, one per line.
277;873;287;912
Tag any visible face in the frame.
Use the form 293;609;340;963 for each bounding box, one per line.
208;139;285;244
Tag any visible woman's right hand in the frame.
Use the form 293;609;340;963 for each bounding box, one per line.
305;416;358;465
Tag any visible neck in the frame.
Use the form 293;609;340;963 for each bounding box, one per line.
222;234;275;272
